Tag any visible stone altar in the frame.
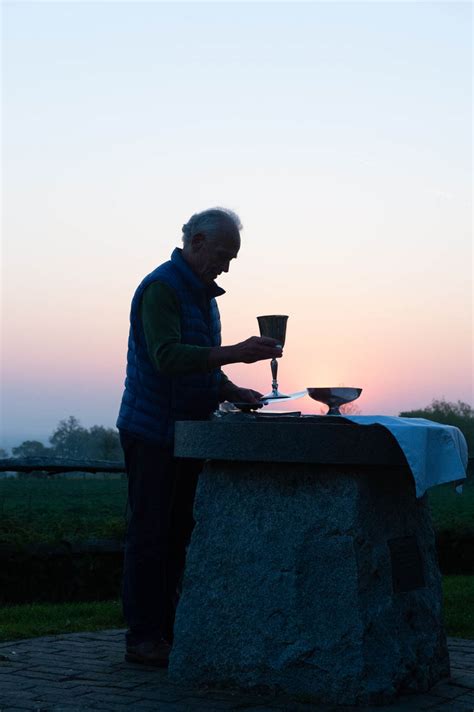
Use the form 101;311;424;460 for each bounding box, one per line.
168;415;450;706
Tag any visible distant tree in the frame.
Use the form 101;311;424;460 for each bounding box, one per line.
48;416;123;461
314;400;362;416
84;425;123;461
12;440;51;458
340;402;362;416
399;399;474;454
0;447;8;458
49;416;88;458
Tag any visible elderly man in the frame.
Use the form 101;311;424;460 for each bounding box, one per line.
117;207;281;666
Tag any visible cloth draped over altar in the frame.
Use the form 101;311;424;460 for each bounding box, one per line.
344;415;468;497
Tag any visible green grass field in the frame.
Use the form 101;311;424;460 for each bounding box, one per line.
0;576;472;642
0;472;472;545
442;575;474;638
0;600;124;642
428;477;474;535
0;478;128;545
0;478;472;643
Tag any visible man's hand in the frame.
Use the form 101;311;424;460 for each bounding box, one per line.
209;336;282;369
233;336;283;364
219;381;265;404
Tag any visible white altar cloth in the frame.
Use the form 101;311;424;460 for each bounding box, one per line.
344;416;468;498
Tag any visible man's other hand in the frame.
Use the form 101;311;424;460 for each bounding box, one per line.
220;382;265;404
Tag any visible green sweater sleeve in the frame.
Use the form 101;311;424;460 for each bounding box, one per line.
140;281;229;381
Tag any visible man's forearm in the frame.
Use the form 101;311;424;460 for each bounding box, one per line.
155;342;212;375
208;345;240;369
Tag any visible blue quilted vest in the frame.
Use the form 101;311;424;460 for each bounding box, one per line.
116;248;224;446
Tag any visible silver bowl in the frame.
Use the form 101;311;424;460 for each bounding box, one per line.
307;387;362;415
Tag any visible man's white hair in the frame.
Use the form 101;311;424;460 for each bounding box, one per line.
181;207;242;246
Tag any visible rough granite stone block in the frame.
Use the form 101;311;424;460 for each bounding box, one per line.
169;461;449;706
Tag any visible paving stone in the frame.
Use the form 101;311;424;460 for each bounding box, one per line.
154;705;224;712
27;664;101;676
49;708;94;712
122;705;168;712
450;674;474;690
104;680;151;689
390;693;453;709
178;697;247;710
61;678;143;690
0;680;38;691
79;691;145;704
11;671;65;682
137;690;190;703
454;691;474;704
4;708;48;712
430;680;473;699
8;655;68;665
0;685;35;694
55;671;114;682
87;685;138;696
44;693;91;703
14;669;76;682
0;633;472;711
0;680;25;690
0;660;24;667
0;695;37;706
231;708;285;712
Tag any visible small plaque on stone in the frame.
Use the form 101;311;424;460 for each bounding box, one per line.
388;536;425;593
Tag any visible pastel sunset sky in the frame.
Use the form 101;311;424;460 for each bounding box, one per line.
2;1;472;449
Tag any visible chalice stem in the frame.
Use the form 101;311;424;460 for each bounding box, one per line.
271;358;279;396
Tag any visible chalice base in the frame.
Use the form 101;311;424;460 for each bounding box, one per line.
262;391;290;401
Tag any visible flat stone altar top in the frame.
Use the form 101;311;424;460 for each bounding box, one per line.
174;414;408;467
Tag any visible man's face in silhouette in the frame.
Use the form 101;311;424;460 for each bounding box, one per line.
187;227;241;285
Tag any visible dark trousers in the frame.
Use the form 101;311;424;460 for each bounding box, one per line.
119;430;202;646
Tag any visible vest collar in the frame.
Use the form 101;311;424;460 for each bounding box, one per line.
171;247;226;299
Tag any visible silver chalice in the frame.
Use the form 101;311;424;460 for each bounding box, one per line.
257;314;289;400
307;387;362;415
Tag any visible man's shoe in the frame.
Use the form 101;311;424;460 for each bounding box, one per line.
125;639;171;667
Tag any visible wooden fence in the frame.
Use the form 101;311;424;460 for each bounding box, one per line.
0;457;125;475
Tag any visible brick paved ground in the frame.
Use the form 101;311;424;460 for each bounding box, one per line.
0;632;473;712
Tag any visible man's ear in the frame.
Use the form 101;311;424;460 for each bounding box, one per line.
191;233;205;251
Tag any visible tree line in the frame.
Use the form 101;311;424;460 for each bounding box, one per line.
1;416;123;462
